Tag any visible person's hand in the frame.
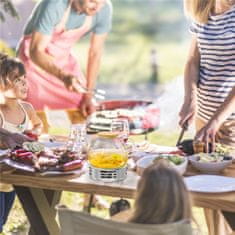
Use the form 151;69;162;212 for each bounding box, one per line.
62;75;86;94
195;119;221;152
179;99;197;128
79;94;96;117
0;133;33;149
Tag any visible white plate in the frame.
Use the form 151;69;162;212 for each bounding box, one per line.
184;175;235;193
40;141;65;148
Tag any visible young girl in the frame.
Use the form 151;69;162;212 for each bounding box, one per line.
112;160;192;225
0;53;42;232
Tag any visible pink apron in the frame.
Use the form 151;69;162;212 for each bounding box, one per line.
18;4;92;111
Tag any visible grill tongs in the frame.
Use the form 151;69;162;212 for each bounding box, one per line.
72;79;106;100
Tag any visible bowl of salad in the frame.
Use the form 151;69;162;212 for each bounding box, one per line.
189;153;233;174
136;154;188;175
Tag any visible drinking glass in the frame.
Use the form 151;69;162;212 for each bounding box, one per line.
111;119;130;143
67;124;87;153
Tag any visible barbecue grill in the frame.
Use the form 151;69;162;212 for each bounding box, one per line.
87;100;160;135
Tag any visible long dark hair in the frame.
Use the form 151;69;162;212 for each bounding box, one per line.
0;53;25;90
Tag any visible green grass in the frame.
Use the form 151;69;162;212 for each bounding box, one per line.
74;38;189;85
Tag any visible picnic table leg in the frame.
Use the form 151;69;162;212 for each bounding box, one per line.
222;211;235;231
14;186;61;235
83;193;94;213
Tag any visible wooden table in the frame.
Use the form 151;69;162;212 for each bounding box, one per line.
1;163;235;235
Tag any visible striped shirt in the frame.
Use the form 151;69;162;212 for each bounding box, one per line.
190;5;235;122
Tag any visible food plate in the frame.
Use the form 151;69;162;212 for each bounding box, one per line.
184;175;235;193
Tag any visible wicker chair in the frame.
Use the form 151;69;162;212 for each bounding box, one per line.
57;206;193;235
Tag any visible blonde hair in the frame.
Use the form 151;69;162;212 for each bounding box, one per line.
184;0;234;23
129;160;192;224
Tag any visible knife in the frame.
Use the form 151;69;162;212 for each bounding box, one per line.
176;121;188;147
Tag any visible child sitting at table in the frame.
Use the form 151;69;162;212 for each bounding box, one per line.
0;53;42;232
112;159;192;225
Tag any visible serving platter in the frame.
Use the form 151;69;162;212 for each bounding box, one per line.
0;141;84;176
2;158;84;176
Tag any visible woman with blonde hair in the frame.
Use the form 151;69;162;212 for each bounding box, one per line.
179;0;235;234
113;160;192;227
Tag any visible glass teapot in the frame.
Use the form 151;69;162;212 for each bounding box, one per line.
88;132;128;169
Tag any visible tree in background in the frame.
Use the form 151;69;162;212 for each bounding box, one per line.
0;0;19;22
0;0;18;55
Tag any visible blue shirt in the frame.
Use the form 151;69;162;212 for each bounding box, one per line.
24;0;113;35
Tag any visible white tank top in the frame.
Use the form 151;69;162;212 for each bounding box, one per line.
0;102;29;133
0;102;30;192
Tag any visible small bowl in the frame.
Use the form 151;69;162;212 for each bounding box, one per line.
189;155;233;174
136;155;188;176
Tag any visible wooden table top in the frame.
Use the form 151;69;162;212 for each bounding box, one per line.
1;162;235;212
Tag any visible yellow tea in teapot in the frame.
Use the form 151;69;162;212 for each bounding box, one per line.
88;149;128;169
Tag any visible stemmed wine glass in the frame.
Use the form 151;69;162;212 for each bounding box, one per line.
111;119;130;143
